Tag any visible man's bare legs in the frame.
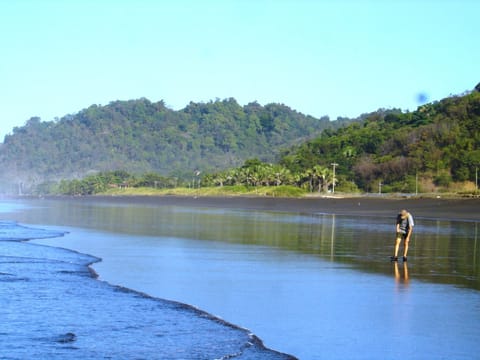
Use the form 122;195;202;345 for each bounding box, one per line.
393;234;402;259
403;238;410;258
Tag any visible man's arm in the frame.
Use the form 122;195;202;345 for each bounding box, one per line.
396;215;401;233
406;214;414;239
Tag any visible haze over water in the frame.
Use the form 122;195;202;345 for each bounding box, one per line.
4;198;480;359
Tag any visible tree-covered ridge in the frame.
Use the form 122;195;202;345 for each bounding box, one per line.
280;89;480;192
0;97;348;189
43;87;480;197
4;87;480;196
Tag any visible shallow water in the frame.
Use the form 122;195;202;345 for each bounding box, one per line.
0;212;293;358
3;198;480;359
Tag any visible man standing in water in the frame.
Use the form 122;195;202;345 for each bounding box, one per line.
391;209;414;262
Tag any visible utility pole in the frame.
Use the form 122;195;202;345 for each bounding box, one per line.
415;172;418;195
476;167;478;191
331;162;338;193
379;181;383;194
195;170;201;189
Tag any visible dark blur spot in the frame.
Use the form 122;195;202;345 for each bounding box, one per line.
416;92;429;104
56;332;76;343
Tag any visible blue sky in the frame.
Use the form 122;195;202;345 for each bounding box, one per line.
0;0;478;140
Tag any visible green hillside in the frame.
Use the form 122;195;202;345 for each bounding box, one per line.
0;98;349;192
4;86;479;196
46;86;480;197
279;87;480;193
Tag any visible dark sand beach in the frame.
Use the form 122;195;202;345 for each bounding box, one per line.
63;195;480;221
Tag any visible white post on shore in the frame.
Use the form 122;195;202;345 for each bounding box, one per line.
476;167;478;191
331;162;338;193
194;170;201;189
415;172;418;195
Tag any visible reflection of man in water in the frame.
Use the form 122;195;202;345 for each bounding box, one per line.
394;262;409;285
391;209;414;262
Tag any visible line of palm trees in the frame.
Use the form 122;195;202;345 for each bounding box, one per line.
202;163;336;192
46;164;339;195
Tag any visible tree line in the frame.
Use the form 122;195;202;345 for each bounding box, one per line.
36;160;358;196
0;97;354;192
36;170;176;196
39;84;480;196
4;84;480;195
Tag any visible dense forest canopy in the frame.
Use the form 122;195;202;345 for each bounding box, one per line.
0;98;352;192
278;87;480;192
2;85;479;195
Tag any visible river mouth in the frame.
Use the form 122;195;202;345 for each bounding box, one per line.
3;198;480;359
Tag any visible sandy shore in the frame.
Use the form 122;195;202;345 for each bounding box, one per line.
61;195;480;221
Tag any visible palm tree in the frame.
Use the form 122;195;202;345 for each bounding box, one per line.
318;166;333;192
303;168;315;192
291;171;304;188
312;165;325;192
225;169;237;186
213;172;227;187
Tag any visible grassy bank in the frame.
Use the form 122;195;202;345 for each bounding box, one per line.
102;185;307;198
100;186;480;199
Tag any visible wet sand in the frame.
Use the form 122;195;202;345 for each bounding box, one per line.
63;195;480;221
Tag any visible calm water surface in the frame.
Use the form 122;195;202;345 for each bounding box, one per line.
4;198;480;359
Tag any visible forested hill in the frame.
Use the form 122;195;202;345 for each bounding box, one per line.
280;87;480;192
0;98;349;188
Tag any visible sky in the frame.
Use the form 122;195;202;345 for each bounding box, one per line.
0;0;478;140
